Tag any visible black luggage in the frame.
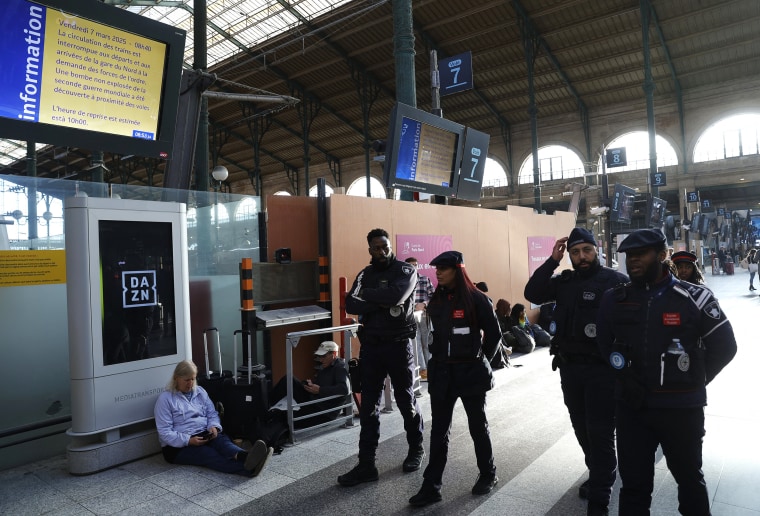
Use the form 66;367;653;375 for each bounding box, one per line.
222;330;269;440
196;327;230;405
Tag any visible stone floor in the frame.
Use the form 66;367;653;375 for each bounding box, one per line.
1;268;758;515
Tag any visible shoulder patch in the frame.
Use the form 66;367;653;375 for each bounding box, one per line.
679;281;714;309
401;264;415;275
672;284;690;298
703;301;722;320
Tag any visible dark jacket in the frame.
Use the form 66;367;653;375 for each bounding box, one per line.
345;254;417;339
524;257;628;357
313;357;350;400
426;287;502;397
596;267;737;409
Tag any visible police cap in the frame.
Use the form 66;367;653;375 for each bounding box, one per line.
671;251;698;264
617;228;667;253
430;250;464;268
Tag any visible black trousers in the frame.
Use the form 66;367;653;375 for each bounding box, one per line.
423;389;495;489
616;404;709;516
357;335;423;462
559;361;617;506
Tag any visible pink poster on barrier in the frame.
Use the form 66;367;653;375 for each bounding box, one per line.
527;236;557;276
396;234;453;286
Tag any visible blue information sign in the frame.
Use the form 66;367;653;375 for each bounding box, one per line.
439;51;473;96
686;191;699;203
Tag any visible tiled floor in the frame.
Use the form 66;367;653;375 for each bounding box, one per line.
2;267;759;515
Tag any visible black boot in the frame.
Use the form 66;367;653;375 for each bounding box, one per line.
409;481;442;507
587;500;609;516
402;445;425;472
578;479;589;499
337;460;379;487
472;473;499;495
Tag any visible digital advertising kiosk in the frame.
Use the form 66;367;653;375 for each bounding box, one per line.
64;197;191;473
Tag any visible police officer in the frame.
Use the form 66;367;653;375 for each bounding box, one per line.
408;251;502;507
596;229;737;515
338;228;425;487
671;250;705;284
524;227;628;516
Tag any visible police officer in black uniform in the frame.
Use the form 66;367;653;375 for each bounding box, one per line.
409;251;502;507
596;229;737;515
338;228;425;487
524;227;628;516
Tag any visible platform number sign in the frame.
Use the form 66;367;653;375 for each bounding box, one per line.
717;208;725;216
701;199;711;209
650;172;666;186
438;51;473;96
605;147;627;168
122;270;157;308
456;127;490;201
687;191;699;203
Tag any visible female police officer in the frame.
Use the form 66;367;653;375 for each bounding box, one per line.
409;251;503;507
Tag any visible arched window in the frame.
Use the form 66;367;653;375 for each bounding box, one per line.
234;197;258;221
347;176;387;198
211;204;229;225
186;207;197;228
693;114;760;163
482;157;508;188
273;190;291;196
518;145;585;184
309;184;334;197
599;132;678;172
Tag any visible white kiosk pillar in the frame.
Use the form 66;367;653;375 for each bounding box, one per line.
64;197;192;474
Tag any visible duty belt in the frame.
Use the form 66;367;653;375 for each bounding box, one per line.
563;353;605;365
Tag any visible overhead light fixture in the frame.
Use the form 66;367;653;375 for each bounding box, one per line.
211;165;228;182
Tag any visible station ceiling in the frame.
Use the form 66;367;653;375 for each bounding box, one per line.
2;0;759;209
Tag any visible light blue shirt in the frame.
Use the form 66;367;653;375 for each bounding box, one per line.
154;385;222;448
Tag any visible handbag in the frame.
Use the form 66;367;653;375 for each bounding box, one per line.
750;263;758;273
740;258;749;269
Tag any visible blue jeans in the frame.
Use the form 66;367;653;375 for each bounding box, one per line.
413;311;432;370
169;433;250;476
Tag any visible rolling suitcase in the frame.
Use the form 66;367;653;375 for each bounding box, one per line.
222;329;269;440
196;327;231;406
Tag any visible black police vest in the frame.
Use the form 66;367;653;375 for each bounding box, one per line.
551;267;622;355
608;279;707;393
428;294;483;360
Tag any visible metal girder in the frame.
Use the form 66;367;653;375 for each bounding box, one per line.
284;164;299;195
168;2;366;140
326;156;341;186
291;86;322;192
242;105;273;195
349;61;382;192
512;0;591;162
648;2;687;174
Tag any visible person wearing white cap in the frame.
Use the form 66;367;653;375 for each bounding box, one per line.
268;340;349;428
